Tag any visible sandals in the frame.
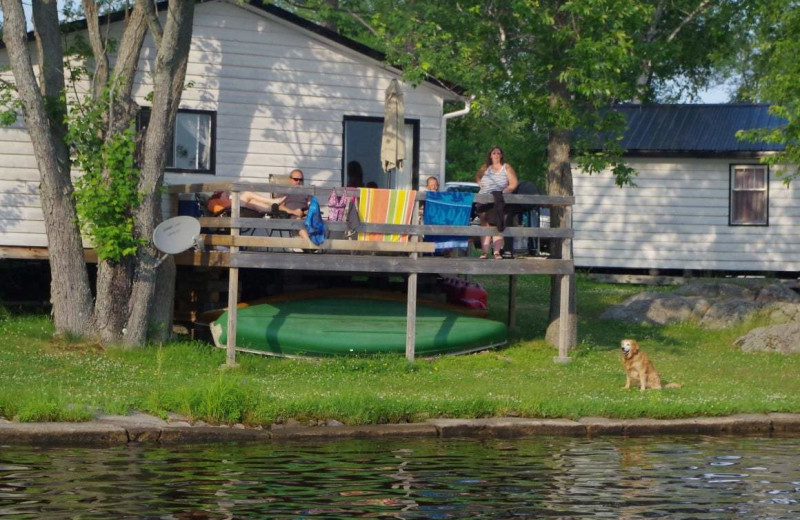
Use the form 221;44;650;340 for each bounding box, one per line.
479;253;488;259
479;252;504;260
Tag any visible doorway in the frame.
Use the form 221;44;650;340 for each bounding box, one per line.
342;116;419;189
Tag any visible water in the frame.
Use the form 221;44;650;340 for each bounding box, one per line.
2;435;799;519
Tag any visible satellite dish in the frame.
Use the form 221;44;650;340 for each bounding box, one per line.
153;216;203;254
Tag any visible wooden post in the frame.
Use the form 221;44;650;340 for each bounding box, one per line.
405;197;420;362
225;191;241;367
507;275;517;330
554;205;573;363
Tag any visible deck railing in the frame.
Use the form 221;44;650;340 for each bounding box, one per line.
167;182;575;363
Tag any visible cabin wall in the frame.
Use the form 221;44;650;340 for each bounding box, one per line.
573;157;800;273
0;0;451;251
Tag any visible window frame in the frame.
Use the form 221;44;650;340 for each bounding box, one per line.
137;107;217;175
728;163;769;227
342;115;420;189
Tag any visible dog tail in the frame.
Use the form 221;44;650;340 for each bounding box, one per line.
665;382;682;388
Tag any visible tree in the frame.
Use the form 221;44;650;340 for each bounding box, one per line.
0;0;196;345
281;0;647;347
280;0;755;348
735;0;800;184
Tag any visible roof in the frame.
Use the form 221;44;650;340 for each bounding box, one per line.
611;104;786;157
1;0;464;97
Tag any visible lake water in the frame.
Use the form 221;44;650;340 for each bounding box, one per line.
1;435;799;519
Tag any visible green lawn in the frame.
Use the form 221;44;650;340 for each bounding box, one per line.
1;275;798;425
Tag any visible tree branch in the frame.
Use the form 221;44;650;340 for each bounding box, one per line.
667;0;714;43
142;0;164;48
82;0;110;100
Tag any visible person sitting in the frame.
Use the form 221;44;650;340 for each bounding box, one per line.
425;176;440;192
346;161;365;188
277;168;312;240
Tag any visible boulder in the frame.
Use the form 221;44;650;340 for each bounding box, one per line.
603;282;800;329
755;284;800;303
673;282;757;301
600;293;710;326
699;299;765;329
734;323;800;354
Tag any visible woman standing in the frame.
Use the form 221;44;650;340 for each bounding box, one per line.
476;146;518;259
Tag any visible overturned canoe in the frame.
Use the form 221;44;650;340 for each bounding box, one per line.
209;295;507;358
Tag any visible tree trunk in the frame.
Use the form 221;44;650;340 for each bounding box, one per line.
125;0;195;346
544;81;577;349
94;260;134;343
83;0;149;344
2;0;94;336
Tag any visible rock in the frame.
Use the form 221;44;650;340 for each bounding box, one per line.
763;302;800;324
600;293;709;326
673;282;756;301
699;300;765;329
755;284;800;303
734;323;800;353
603;281;800;329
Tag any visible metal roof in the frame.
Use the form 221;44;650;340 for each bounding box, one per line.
611;104;786;155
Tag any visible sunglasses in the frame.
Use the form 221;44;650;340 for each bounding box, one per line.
290;177;304;183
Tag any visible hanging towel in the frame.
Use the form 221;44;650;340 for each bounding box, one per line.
357;188;416;242
423;191;474;250
304;196;326;246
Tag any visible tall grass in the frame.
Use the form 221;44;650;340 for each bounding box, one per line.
1;275;798;425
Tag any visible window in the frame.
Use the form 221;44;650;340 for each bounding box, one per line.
729;164;768;226
138;108;216;174
342;116;419;189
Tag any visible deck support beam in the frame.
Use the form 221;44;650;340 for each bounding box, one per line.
406;205;421;362
225;192;241;368
406;273;417;362
508;275;517;330
554;206;573;363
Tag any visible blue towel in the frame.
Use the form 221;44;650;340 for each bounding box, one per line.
304;196;326;246
423;191;474;250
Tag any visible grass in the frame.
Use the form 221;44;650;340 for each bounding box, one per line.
1;275;798;425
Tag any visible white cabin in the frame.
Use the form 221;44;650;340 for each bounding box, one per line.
572;105;799;274
0;0;464;254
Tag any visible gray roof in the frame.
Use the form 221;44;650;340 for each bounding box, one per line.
611;104;786;156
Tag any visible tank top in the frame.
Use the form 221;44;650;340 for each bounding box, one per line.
479;163;509;194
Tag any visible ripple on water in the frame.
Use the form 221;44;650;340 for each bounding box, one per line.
0;436;799;519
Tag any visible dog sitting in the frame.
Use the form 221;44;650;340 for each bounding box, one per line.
620;339;681;391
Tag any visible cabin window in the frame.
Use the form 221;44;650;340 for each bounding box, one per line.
137;108;216;174
342;116;419;189
729;164;768;226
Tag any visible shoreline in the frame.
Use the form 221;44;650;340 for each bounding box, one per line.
2;412;799;446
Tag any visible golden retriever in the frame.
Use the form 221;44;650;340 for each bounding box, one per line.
620;339;681;391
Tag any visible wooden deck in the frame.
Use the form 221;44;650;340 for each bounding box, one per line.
167;182;575;364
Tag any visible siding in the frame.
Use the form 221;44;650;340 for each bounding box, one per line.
0;0;453;249
573;157;800;272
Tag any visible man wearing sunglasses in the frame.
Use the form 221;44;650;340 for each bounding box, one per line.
277;168;312;240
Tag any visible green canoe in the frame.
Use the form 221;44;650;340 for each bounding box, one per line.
210;296;507;357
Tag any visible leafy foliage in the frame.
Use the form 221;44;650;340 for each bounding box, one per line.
66;85;143;261
735;0;800;184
